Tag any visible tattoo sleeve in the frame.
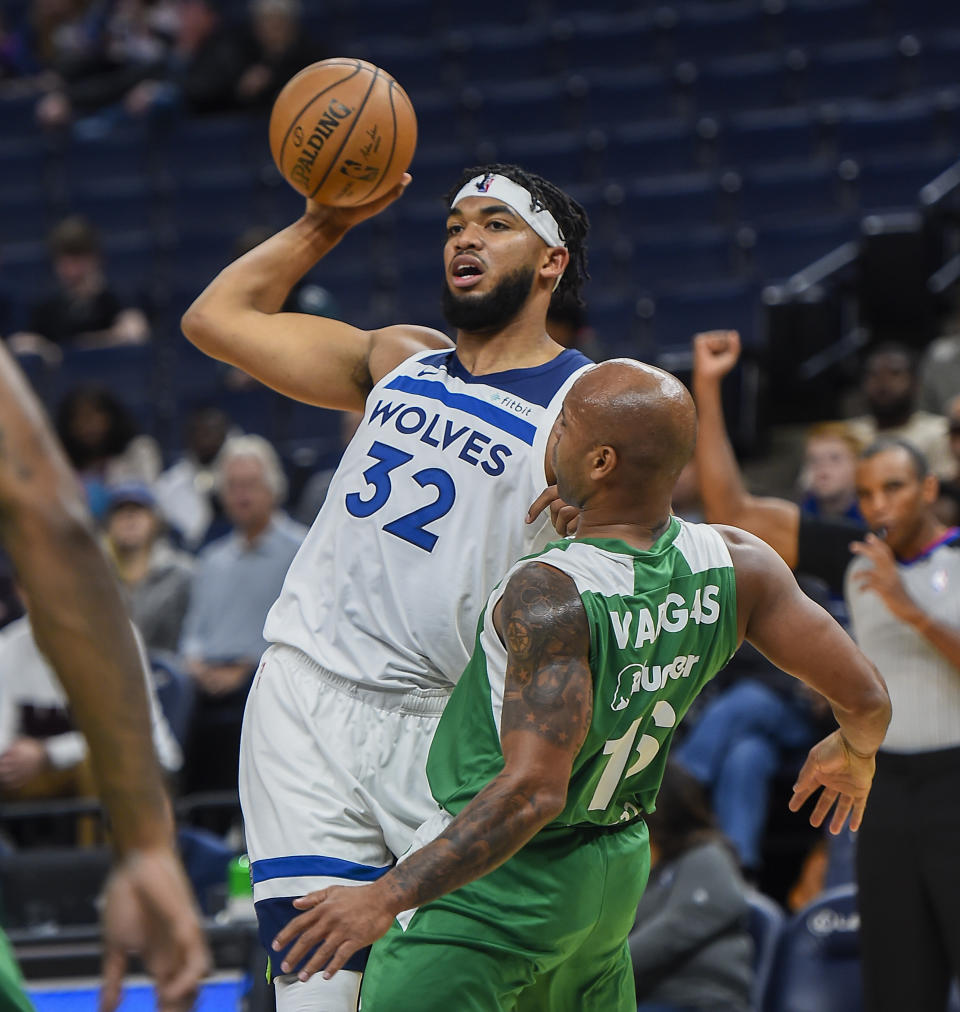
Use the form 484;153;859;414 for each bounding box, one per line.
378;562;592;916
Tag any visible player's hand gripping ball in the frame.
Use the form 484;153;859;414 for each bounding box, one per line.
269;58;417;207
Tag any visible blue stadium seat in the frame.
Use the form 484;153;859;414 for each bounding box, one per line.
750;216;858;281
693;53;796;115
2;241;51;303
0;137;53;192
0;184;52;245
665;2;769;62
772;0;874;49
745;889;786;1011
622;173;723;229
738;161;846;223
443;25;556;85
169;168;262;232
60;126;157;187
720;107;821;167
832;98;941;160
157;116;262;181
563;12;658;73
474;78;579;138
765;885;862;1012
632;227;736;288
67;176;157;235
606;119;701;178
858;151;959;210
574;66;675;127
648;280;759;350
177;826;237;916
801;39;900;103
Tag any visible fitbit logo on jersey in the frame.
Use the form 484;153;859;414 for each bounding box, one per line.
611;654;701;710
608;585;721;651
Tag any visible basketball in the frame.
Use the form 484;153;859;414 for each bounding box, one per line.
269;58;417;208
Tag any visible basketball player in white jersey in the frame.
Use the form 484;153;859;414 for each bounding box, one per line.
182;163;594;1010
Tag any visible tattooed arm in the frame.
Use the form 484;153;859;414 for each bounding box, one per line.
273;561;593;981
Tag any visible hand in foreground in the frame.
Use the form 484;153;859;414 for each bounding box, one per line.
788;730;876;835
272;883;395;983
304;173;412;234
692;330;741;385
0;738;49;789
100;847;210;1012
527;485;580;537
850;534;917;622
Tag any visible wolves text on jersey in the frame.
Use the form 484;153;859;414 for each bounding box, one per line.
369;399;513;477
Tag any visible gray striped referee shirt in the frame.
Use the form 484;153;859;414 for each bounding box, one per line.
845;529;960;753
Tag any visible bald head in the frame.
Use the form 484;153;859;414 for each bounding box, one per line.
573;359;696;473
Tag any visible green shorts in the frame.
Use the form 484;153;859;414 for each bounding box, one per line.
0;928;34;1012
361;818;649;1012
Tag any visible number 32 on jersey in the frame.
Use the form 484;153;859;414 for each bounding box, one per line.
345;441;456;552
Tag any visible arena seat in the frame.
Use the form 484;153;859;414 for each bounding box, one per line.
720;107;821;167
622;173;723;228
801;39;901;103
177;826;237;916
765;884;862;1012
692;53;797;115
748;216;858;281
738;161;848;223
607;119;701;178
647;279;760;350
631;227;736;288
832;98;941;160
0;848;111;929
745;889;786;1011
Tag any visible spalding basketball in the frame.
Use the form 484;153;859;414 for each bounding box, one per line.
269;58;417;207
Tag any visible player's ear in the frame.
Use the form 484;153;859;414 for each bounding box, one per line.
540;246;569;285
921;472;939;505
591;444;617;479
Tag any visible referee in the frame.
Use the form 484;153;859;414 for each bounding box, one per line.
692;331;960;1011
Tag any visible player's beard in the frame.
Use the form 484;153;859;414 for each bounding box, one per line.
441;266;535;334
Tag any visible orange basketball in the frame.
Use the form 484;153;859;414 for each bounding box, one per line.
269;58;417;208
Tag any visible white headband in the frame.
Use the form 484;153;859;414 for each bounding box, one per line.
451;173;566;249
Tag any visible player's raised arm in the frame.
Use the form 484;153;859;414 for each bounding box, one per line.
181;179;451;412
724;525;891;833
0;347;209;1011
693;331;802;568
271;561;592;981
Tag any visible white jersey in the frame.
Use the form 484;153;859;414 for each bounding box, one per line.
264;346;592;693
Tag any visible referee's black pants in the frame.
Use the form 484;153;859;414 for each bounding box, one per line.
856;746;960;1012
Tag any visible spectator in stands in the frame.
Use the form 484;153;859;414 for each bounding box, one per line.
0;607;181;810
103;481;193;655
55;385;161;518
918;289;960;415
154;404;231;549
292;410;362;525
846;341;955;481
799;422;863;523
630;762;754;1012
123;0;247;118
34;0;178;134
935;394;960;525
7;217;149;359
675;638;830;877
236;0;318;113
179;434;305;793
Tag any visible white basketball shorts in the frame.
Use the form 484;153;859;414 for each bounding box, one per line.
238;644;450;973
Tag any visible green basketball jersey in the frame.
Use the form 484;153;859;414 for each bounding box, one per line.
427;517;739;828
